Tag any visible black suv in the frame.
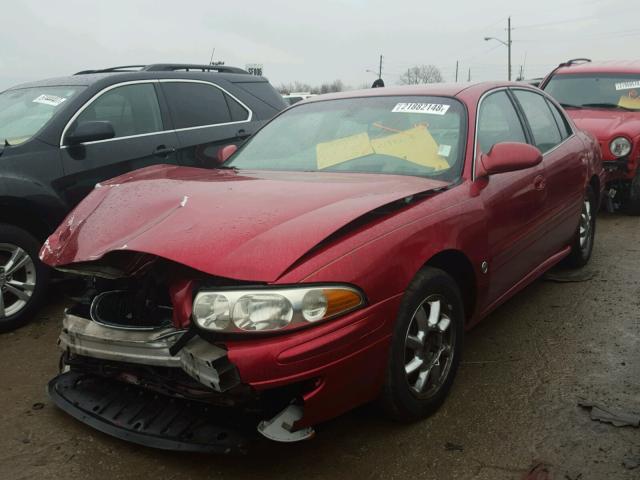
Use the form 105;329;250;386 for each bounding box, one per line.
0;63;286;331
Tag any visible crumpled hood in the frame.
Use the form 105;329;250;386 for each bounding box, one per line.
41;165;446;282
567;109;640;142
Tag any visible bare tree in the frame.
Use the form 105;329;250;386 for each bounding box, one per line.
399;65;444;85
278;79;347;95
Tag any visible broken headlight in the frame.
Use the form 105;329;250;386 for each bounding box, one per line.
193;286;364;333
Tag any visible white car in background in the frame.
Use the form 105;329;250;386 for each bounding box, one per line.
282;92;316;105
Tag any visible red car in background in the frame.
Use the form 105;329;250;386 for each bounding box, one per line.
42;82;603;453
541;59;640;213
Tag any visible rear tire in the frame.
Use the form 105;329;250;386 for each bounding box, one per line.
565;186;596;268
0;224;50;332
380;267;464;422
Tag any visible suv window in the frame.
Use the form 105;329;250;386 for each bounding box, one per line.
513;90;562;152
76;83;162;138
225;94;250;122
477;90;527;154
162;82;233;128
546;99;572;139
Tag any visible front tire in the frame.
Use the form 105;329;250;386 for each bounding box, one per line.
0;224;50;332
626;171;640;215
565;186;596;268
380;267;464;422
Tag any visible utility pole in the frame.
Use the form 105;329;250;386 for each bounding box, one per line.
378;55;383;79
507;16;512;81
455;60;459;82
467;68;471;82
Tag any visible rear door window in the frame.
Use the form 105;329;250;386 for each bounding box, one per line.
161;82;232;128
546;99;572;139
477;91;527;154
75;83;163;138
513;90;563;152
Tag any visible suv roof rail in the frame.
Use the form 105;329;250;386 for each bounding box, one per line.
74;63;249;75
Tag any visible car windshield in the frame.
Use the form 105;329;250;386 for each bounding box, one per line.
228;95;466;181
544;73;640;111
0;86;84;145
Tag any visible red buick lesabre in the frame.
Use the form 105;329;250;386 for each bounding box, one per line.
42;82;603;453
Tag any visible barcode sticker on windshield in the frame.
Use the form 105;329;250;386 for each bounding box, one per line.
392;103;450;115
32;94;67;107
615;81;640;91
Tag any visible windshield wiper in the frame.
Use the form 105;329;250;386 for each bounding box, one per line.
0;139;9;156
581;102;634;111
560;102;582;109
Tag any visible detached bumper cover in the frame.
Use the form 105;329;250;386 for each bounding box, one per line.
48;371;251;454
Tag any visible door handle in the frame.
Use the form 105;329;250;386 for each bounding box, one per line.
153;145;176;157
533;175;546;191
236;129;247;138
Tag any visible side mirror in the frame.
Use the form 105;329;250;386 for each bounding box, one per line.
477;142;542;176
65;121;115;146
216;144;238;165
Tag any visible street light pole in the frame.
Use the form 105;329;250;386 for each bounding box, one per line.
484;17;513;81
507;16;512;81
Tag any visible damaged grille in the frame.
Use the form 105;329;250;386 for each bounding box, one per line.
90;290;173;329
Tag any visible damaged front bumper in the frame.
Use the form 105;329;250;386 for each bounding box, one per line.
52;310;315;451
58;312;240;392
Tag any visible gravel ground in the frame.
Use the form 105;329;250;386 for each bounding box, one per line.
0;213;638;480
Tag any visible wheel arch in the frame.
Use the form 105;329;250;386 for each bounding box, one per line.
0;199;56;242
589;174;601;210
423;249;477;323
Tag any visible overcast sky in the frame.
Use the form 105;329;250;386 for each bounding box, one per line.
1;0;638;91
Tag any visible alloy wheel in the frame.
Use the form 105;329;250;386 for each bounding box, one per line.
0;243;37;318
403;295;456;399
579;198;593;250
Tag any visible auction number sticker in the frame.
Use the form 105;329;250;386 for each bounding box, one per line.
392;103;450;115
615;80;640;91
32;94;67;107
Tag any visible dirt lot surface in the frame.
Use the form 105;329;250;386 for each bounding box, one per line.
1;213;638;480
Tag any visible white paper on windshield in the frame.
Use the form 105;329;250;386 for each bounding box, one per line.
32;94;67;107
438;144;452;157
615;80;640;91
392;103;450;115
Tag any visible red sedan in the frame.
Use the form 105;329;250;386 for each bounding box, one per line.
42;82;603;452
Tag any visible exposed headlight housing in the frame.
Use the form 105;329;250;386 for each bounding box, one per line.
610;137;632;158
193;286;365;333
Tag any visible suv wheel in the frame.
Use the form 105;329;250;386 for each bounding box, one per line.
380;267;464;421
0;224;49;332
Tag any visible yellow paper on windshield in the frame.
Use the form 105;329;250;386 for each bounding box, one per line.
316;132;375;169
371;125;449;171
618;95;640;110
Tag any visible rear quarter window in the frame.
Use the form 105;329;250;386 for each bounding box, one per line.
233;81;288;110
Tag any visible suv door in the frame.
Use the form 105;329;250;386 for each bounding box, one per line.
159;80;253;168
59;81;179;207
511;89;585;254
476;90;547;303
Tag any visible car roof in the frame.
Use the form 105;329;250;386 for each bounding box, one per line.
300;81;529;103
5;70;266;91
554;60;640;75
